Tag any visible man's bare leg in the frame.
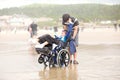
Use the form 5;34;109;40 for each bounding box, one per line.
73;52;79;64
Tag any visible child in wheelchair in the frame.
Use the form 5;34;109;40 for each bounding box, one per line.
35;30;70;67
35;30;67;53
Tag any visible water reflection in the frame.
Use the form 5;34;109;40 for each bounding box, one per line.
39;65;80;80
28;44;38;55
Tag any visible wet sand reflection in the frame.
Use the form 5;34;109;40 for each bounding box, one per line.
39;65;80;80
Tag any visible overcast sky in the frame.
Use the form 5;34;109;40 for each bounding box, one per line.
0;0;120;9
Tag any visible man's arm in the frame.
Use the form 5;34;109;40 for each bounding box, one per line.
72;25;79;39
63;24;78;39
72;19;79;39
63;25;67;30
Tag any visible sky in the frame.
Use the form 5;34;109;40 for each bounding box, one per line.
0;0;120;9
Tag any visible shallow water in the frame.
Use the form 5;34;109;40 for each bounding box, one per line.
0;34;120;80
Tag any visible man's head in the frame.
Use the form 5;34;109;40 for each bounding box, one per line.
62;14;71;24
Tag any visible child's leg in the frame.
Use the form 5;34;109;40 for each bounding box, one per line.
35;41;48;48
38;34;59;45
42;41;48;46
44;34;59;44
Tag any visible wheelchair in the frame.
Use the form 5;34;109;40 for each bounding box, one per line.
35;43;70;67
35;23;75;67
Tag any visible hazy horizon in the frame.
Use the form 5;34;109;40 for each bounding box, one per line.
0;0;120;9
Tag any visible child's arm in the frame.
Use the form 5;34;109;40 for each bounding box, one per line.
54;35;61;40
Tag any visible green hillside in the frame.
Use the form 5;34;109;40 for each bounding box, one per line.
0;4;120;22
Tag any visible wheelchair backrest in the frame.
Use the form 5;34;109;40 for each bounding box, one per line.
64;23;74;42
53;23;74;51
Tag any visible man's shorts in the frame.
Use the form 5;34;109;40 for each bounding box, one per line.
67;32;79;47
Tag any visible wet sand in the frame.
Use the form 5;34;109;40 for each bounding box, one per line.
0;29;120;80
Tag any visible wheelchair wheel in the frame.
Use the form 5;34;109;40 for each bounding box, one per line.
38;54;50;67
43;55;49;67
57;49;70;67
38;54;45;64
49;56;55;67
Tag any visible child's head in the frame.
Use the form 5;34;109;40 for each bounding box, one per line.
61;30;67;36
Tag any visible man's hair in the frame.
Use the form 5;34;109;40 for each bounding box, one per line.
62;14;70;23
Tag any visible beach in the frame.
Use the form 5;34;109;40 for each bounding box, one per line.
0;28;120;80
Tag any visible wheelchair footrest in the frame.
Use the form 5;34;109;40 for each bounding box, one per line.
35;47;49;54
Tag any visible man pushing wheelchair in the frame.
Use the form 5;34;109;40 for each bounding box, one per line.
33;13;79;67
